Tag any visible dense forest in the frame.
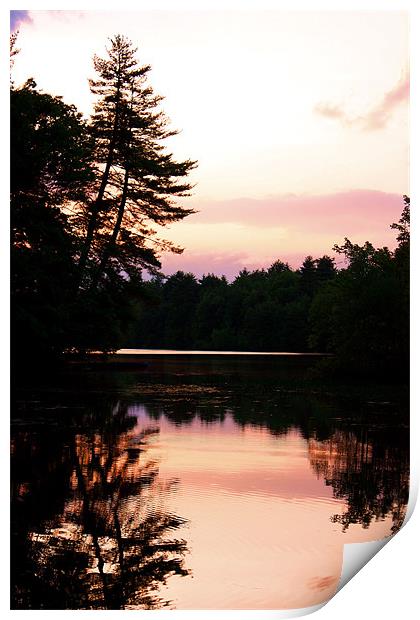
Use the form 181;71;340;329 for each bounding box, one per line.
11;32;409;380
129;199;409;381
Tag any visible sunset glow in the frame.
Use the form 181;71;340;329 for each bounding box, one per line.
10;8;409;277
130;409;399;609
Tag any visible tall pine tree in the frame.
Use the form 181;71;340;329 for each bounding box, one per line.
77;34;197;289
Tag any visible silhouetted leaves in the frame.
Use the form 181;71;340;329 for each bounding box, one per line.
130;202;409;383
77;34;197;289
310;199;409;379
11;35;196;360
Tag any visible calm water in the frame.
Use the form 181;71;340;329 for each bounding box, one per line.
11;353;409;610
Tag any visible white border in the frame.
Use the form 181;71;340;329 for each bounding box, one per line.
4;1;418;618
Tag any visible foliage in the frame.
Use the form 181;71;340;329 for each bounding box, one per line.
309;200;410;379
10;35;196;361
11;80;95;358
10;31;20;74
130;257;337;353
131;199;409;381
76;34;197;290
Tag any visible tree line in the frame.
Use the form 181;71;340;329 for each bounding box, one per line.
130;200;409;381
11;32;409;380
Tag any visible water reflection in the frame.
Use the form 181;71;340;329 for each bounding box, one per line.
11;369;409;609
129;385;409;534
309;427;409;533
11;400;189;609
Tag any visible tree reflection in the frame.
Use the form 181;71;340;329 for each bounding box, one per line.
126;382;409;535
11;374;410;608
11;400;189;609
308;425;409;532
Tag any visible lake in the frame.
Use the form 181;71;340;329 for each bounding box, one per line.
11;352;409;610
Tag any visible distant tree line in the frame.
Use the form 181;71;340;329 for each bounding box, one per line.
131;256;336;352
129;200;409;380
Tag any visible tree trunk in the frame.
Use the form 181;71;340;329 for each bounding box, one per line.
76;91;122;290
90;167;130;289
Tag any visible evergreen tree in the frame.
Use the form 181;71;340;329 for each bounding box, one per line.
315;255;336;283
77;35;197;289
299;256;317;296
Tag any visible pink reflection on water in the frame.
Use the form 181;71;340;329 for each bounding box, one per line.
129;408;396;609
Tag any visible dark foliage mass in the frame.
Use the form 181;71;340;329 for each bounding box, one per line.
130;200;409;381
10;33;409;380
11;34;196;362
130;257;335;352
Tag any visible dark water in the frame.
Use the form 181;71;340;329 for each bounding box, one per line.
11;353;409;609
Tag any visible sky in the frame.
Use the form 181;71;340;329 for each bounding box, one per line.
10;8;409;278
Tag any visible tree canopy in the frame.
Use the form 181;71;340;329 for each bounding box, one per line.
11;34;197;361
76;34;197;290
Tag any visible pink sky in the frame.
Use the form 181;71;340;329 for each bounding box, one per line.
11;9;409;279
162;189;406;277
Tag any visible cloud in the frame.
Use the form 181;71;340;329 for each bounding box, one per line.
41;10;86;23
10;10;32;32
188;189;403;232
162;190;405;278
362;71;409;130
313;102;351;125
314;70;409;131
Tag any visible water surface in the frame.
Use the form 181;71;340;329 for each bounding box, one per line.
11;353;409;609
